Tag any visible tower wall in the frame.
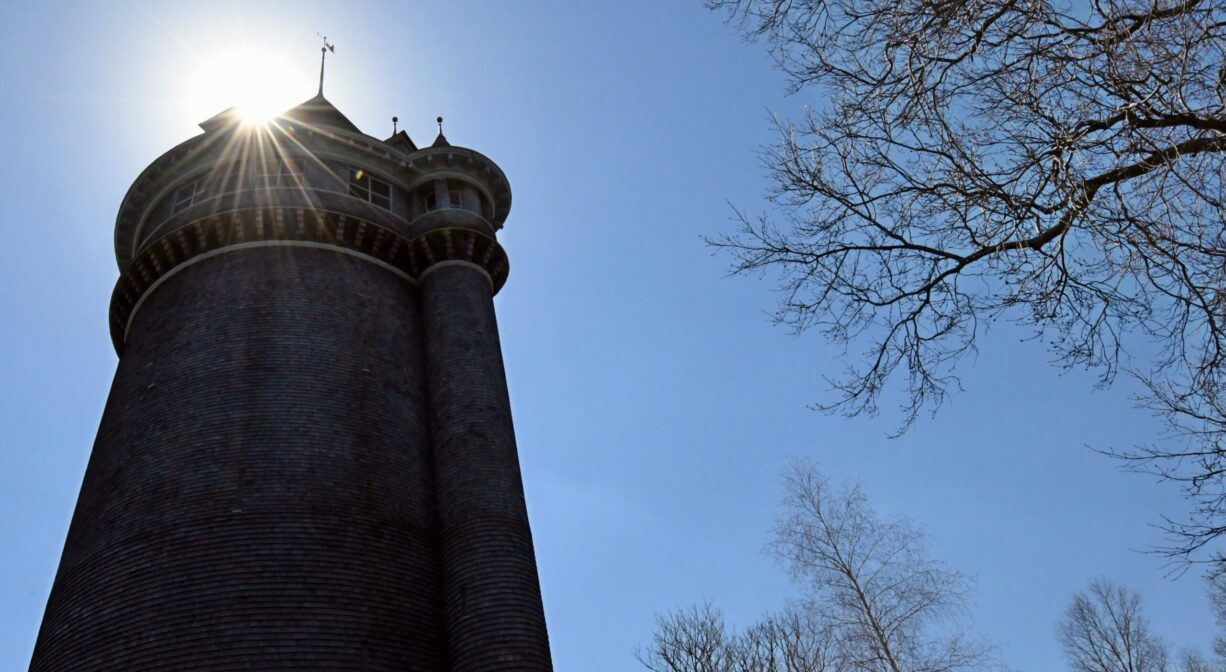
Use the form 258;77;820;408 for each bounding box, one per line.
421;263;554;671
32;94;552;671
30;246;448;671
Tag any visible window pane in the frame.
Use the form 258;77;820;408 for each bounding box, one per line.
171;182;196;213
425;192;437;210
349;185;368;199
370;179;390;197
372;194;390;209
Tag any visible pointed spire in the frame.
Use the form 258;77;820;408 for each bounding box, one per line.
384;130;418;152
316;34;336;96
384;117;416;151
283;93;361;134
431;116;450;147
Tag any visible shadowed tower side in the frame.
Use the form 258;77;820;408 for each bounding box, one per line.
29;94;553;671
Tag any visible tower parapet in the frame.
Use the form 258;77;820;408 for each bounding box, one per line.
108;95;513;355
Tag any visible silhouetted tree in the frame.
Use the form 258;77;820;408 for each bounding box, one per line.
639;603;734;672
1057;580;1169;672
733;609;835;672
637;604;835;672
706;0;1226;567
640;462;992;672
1178;649;1220;672
1208;574;1226;663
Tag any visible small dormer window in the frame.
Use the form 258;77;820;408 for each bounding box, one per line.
445;179;483;215
171;181;204;214
415;180;486;219
349;168;391;210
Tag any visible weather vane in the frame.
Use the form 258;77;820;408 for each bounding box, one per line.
316;33;336;96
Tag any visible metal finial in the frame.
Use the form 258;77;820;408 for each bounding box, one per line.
437;116;444;134
392;116;398;134
316;33;336;96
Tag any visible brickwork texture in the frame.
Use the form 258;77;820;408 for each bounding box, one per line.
422;264;553;672
32;94;554;670
31;247;450;671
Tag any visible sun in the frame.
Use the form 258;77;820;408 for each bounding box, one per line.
236;98;282;126
185;45;303;126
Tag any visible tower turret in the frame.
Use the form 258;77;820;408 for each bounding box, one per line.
30;93;553;671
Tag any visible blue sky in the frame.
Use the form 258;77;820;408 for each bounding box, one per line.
0;1;1217;670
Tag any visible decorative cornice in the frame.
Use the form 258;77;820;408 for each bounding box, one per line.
108;207;510;355
114;121;513;271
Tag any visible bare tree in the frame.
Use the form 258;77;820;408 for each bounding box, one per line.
639;603;734;672
637;603;835;672
1177;649;1220;672
1057;579;1169;672
773;462;991;672
1208;574;1226;663
705;0;1226;564
731;609;836;672
640;463;991;672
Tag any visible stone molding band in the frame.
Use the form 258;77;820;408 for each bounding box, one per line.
417;260;494;287
108;207;510;355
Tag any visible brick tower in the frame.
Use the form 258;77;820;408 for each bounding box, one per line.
29;93;553;671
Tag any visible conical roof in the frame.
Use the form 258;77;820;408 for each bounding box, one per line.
280;94;362;134
198;107;241;133
384;130;418;152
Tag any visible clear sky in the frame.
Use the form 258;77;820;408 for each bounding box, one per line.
0;1;1217;670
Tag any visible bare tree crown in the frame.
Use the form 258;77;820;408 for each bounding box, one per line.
639;463;992;672
706;0;1225;564
1057;580;1170;672
637;604;836;672
774;464;989;672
